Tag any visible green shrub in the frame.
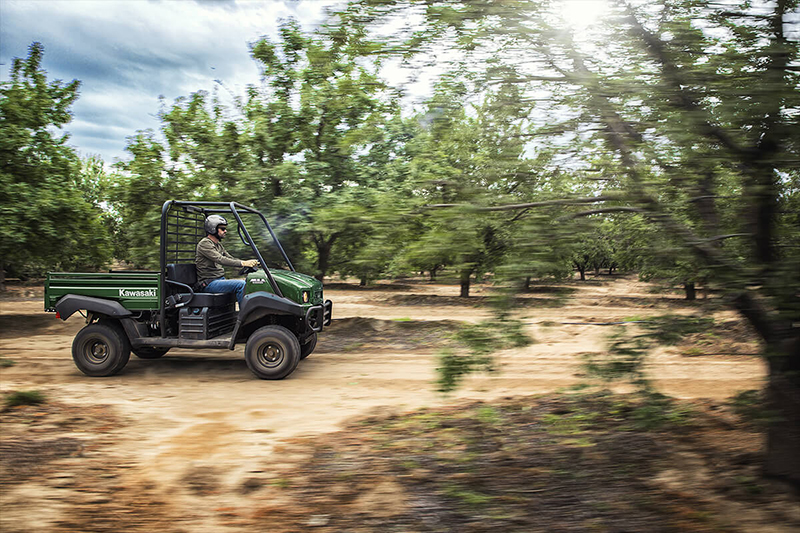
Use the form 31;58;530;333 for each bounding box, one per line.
5;390;46;408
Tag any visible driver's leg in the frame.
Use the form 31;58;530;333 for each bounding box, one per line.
205;278;246;306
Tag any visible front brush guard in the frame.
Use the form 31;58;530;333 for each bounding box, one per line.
305;300;333;332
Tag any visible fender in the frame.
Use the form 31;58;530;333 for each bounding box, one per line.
238;291;305;325
54;294;132;321
227;292;306;350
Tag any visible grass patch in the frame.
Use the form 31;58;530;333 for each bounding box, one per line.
444;484;494;506
541;409;599;436
728;389;779;426
629;392;694;431
4;390;46;408
0;357;16;367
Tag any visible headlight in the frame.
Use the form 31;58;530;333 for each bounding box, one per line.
302;291;309;303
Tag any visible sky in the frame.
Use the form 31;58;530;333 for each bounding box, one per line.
0;0;617;165
0;0;340;163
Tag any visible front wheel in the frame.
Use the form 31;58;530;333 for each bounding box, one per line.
244;326;300;380
300;332;317;360
72;323;131;377
133;346;170;359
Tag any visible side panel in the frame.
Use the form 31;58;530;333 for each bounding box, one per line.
45;272;161;311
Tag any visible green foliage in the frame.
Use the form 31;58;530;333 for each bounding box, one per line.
438;318;532;392
0;43;113;282
584;331;651;385
637;315;715;346
4;390;46;408
436;350;493;393
455;319;531;356
584;314;716;391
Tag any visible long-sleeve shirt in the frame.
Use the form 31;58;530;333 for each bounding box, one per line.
195;237;243;283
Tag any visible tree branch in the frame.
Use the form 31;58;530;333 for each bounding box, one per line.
700;233;754;243
559;207;644;220
425;195;625;211
619;1;752;157
485;74;571;85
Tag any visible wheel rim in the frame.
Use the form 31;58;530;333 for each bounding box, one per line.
257;342;284;368
85;339;109;365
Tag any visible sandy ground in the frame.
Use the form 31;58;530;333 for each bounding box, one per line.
0;275;767;531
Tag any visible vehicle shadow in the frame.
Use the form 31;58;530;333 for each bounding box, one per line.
122;353;251;377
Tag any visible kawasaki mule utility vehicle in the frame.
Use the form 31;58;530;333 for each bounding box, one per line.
45;201;332;380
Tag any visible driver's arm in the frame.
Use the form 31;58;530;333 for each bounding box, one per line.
197;240;247;267
221;248;258;268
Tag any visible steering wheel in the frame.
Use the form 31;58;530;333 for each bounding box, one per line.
238;265;259;276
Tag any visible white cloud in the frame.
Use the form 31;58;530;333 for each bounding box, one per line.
1;0;338;163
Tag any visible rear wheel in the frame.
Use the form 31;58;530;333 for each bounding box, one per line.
133;347;170;359
300;332;317;360
72;323;131;377
244;326;300;380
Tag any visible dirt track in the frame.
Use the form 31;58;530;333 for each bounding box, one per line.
0;275;767;531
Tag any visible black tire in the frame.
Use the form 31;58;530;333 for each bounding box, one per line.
72;322;131;377
300;332;317;360
133;346;170;359
98;319;132;374
244;325;300;380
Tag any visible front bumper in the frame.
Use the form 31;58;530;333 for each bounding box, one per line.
305;299;333;332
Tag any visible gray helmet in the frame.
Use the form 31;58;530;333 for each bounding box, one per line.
204;215;228;237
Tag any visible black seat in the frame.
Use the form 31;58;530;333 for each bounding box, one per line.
166;264;235;307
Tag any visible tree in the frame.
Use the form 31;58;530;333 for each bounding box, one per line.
336;0;800;483
248;18;404;280
0;43;112;287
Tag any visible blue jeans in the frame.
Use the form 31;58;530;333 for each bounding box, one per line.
205;277;245;306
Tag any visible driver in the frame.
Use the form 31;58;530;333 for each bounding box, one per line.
196;215;259;306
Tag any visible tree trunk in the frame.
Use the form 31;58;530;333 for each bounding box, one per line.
359;276;368;287
577;266;586;281
764;336;800;486
684;282;696;301
0;263;5;292
524;276;531;291
315;239;333;282
733;292;800;485
459;269;471;298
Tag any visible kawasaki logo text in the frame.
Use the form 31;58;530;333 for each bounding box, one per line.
119;288;157;298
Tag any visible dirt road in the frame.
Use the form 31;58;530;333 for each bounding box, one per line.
0;276;766;531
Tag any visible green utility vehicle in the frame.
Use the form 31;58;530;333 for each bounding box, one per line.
44;201;332;380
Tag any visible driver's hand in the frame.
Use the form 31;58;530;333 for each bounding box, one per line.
242;259;259;268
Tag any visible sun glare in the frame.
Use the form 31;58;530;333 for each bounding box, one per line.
558;0;610;29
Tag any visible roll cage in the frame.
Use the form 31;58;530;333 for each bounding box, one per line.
158;200;294;336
